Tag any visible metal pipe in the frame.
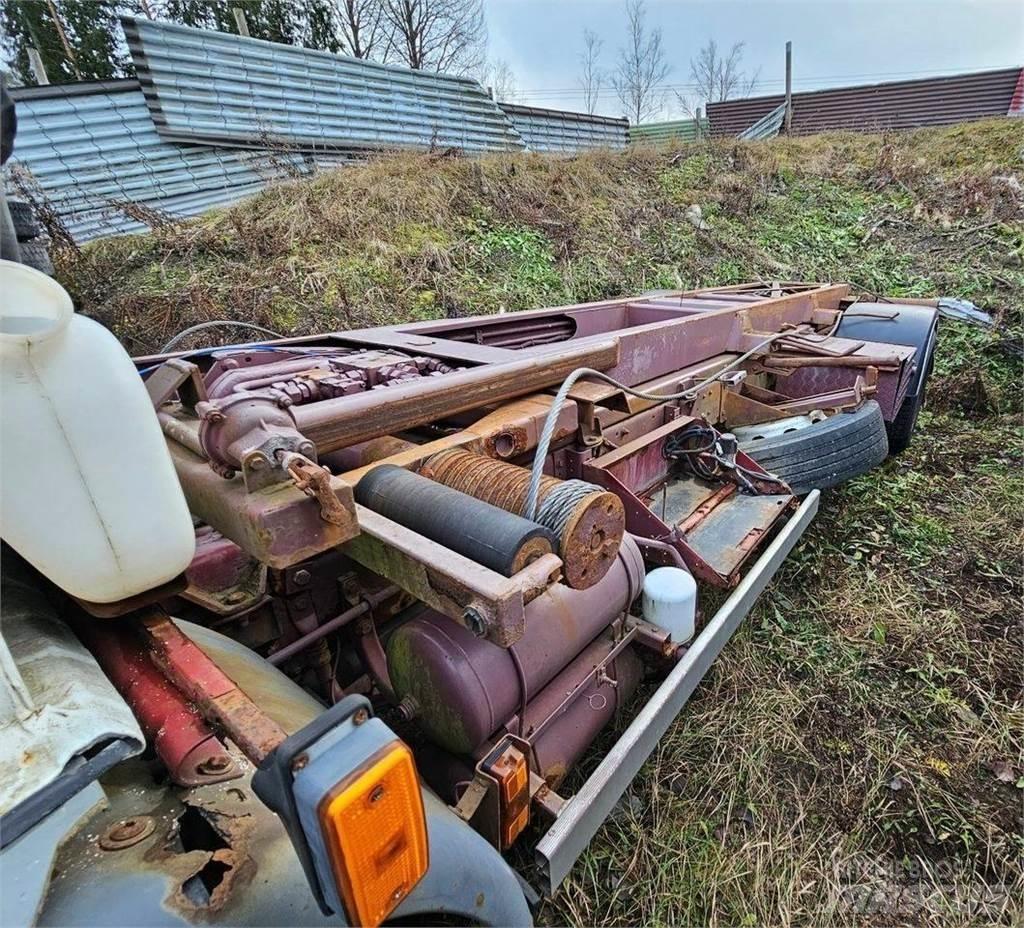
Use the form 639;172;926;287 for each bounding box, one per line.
629;533;689;572
268;584;400;666
159;411;204;457
291;340;619;453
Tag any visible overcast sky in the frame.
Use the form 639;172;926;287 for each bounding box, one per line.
487;0;1024;118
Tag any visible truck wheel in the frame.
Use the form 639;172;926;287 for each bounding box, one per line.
8;198;41;240
886;353;933;456
736;401;889;495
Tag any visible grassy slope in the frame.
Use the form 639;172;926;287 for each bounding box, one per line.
59;120;1022;925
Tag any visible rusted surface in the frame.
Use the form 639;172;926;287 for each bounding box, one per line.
339;394;580;486
99;816;157;851
293;339;620;453
421;449;625;590
168;441;358;569
182;526;267;616
74;616;238;786
345;504;562;647
140;609;289;764
280;452;350;525
707;66;1022;137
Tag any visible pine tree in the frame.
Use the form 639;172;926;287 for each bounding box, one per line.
1;0;132;85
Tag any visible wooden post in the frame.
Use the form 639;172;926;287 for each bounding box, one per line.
232;7;251;37
784;41;793;134
28;48;50;85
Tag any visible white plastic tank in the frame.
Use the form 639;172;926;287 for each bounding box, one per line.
641;567;697;642
0;260;195;603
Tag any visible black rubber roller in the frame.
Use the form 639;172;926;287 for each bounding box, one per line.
355;464;557;576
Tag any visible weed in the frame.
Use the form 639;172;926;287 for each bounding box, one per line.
52;118;1024;927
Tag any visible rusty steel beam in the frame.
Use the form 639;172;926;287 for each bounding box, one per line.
292;339;619;453
168;441;358;569
338;394;579;487
140;609;289;765
343;504;563;648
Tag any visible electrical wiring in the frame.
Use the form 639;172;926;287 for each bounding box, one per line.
523;331;790;520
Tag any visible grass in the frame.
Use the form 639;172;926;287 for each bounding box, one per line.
541;412;1022;927
50;118;1023;925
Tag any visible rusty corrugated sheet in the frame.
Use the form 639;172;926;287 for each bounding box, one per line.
1010;69;1024;117
708;67;1023;137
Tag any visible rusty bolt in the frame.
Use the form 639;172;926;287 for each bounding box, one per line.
294;569;312;587
463;607;487;638
397;696;419;722
352;707;369;726
291;753;309;772
99;816;156;851
197;755;234;776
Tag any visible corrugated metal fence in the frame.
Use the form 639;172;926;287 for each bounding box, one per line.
629;118;708;144
7;80;322;242
123;17;524;154
498;103;626;153
708;67;1023;138
6;18;626;243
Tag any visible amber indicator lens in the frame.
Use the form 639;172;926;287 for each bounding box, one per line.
318;741;428;927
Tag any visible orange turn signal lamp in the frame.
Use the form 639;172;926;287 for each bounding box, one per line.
481;741;530;849
318;739;429;927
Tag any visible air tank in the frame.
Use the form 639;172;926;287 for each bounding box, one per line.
387;536;645;755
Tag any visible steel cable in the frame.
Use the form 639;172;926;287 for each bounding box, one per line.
523;332;789;521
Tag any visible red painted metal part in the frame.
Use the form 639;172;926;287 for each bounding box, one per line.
140;609;289;764
74;619;238;786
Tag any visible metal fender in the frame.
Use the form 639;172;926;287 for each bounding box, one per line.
836;301;939;399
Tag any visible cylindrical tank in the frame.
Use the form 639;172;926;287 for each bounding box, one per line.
642;567;697;642
387;536;644;754
524;634;642;787
0;261;195;602
416;635;643;802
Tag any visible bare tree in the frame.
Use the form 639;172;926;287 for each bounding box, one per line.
381;0;486;75
578;28;603;114
611;0;670;124
687;39;760;106
334;0;388;59
485;57;517;101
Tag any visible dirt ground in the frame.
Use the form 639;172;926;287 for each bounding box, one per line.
49;118;1023;926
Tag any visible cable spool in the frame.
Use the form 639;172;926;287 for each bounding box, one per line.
420;449;625;590
355;465;556;577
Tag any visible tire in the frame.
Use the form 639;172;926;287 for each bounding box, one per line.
738;401;889;495
18;238;54;276
8;198;41;241
886;353;933;456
